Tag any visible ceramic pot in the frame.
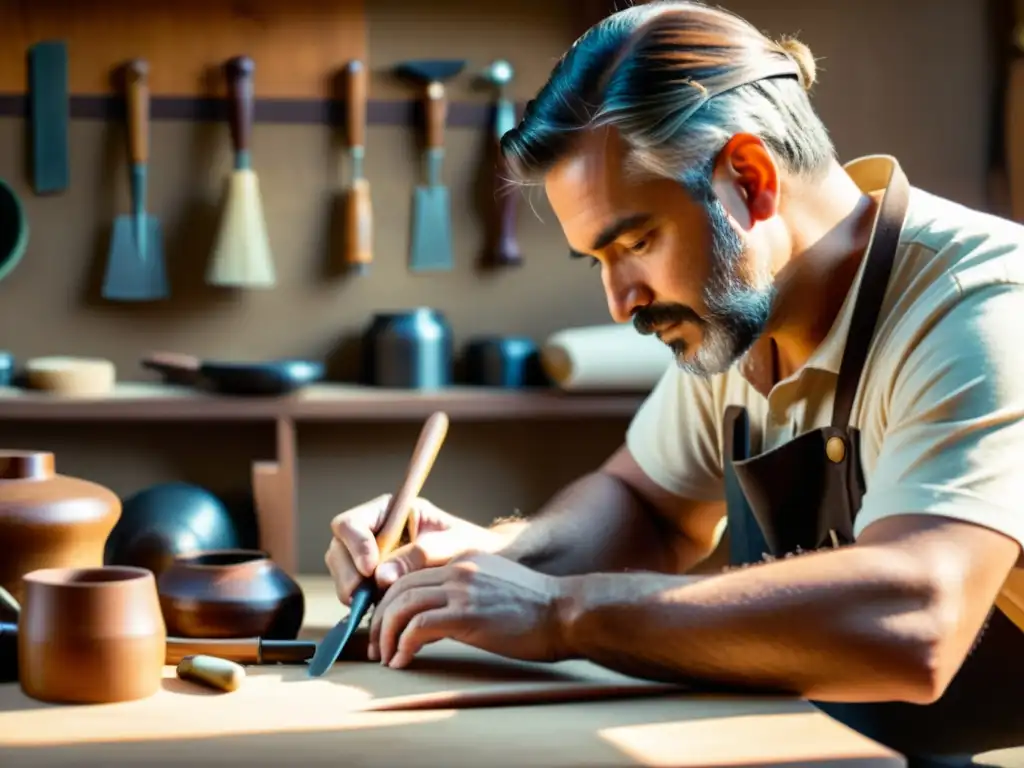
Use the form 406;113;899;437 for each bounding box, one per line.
362;308;453;389
19;566;166;703
157;549;305;640
464;336;547;388
0;451;121;607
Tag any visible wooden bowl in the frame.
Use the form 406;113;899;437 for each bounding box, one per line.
156;549;305;640
19;566;166;704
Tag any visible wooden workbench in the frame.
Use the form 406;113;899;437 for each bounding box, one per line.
0;576;904;767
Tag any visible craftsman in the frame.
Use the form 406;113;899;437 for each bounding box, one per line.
326;2;1024;762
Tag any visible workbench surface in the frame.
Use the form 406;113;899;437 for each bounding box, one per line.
0;576;904;767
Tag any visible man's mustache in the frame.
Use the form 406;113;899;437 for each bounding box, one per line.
633;303;703;336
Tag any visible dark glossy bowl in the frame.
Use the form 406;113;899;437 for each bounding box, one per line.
143;358;324;396
156;549;305;640
198;359;324;396
104;482;246;578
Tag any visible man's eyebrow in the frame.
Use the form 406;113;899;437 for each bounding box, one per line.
568;213;653;260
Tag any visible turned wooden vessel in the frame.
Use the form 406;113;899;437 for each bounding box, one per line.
157;549;305;639
19;566;166;704
0;451;121;606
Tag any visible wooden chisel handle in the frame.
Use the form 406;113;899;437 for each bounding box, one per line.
346;60;367;151
225;56;255;164
492;152;522;266
375;412;450;557
125;59;149;165
424;80;447;152
345;60;373;269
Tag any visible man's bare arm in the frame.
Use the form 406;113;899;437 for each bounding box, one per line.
492;444;725;577
552;515;1019;703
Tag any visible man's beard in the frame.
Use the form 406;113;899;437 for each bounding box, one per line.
633;201;775;378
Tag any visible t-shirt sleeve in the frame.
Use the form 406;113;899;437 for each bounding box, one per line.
625;363;725;501
855;282;1024;547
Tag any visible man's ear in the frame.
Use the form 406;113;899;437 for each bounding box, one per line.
710;134;780;229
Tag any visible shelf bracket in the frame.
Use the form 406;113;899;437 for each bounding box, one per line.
251;416;298;574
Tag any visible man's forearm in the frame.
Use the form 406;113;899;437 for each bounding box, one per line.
489;471;681;577
555;544;945;703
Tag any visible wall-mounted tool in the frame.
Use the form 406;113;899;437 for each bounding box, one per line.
342;60;373;274
207;56;276;288
395;59;465;273
27;40;70;196
102;59;168;302
480;60;522;268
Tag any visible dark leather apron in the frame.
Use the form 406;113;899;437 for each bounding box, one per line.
722;163;1024;766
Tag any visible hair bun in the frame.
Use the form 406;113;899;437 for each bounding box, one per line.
778;37;817;90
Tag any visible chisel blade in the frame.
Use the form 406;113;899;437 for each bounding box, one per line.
409;185;453;272
306;581;375;678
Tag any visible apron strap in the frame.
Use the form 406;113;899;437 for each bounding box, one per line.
831;163;911;428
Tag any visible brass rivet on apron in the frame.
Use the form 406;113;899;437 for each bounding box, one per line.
826;436;846;463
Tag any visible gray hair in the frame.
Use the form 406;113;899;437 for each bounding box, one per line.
500;1;835;199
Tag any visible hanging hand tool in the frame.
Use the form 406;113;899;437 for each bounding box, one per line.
480;59;522;268
102;59;168;302
396;60;465;273
342;59;373;274
307;411;450;677
28;40;70;196
207;56;276;288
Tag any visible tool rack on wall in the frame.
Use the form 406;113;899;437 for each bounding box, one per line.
0;0;633;574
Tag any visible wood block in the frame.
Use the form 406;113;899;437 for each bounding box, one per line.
0;0;367;99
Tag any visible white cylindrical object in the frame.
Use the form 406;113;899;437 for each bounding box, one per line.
541;324;672;392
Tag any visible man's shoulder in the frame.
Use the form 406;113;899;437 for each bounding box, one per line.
900;188;1024;286
879;189;1024;352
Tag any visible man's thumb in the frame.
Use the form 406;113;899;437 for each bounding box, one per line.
374;532;458;588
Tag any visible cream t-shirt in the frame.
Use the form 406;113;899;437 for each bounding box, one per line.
625;155;1024;629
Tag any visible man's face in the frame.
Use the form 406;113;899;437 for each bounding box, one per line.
544;128;777;377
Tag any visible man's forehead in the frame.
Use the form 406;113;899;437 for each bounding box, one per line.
546;127;629;193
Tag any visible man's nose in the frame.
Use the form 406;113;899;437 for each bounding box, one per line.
605;270;650;324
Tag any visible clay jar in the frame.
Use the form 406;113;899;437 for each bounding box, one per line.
157;549;305;640
19;566;166;704
0;451;121;607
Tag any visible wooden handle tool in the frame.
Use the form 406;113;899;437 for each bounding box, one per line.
225;56;255;169
344;59;373;273
126;59;149;166
306;411;450;677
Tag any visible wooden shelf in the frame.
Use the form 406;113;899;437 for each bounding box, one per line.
0;94;522;128
0;382;643;422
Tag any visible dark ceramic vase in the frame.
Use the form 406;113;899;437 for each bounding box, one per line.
363;308;453;389
156;549;305;640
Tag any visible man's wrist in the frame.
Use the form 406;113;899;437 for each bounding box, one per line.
549;573;587;662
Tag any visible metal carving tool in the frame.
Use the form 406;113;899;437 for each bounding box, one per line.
307;411;450;677
395;59;465;272
479;59;522;267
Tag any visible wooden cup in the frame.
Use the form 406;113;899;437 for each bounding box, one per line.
19;566;166;704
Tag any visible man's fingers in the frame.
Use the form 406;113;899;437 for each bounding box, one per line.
324;538;359;606
375;586;450;666
389;609;464;669
330;494;392;577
